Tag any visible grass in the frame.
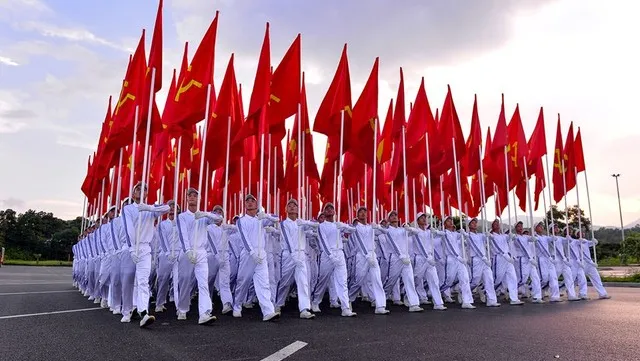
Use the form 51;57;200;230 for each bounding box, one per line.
596;257;640;267
601;273;640;283
2;259;72;267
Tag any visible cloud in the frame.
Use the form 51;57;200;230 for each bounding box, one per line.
0;0;52;19
14;21;129;51
0;197;26;210
0;56;19;66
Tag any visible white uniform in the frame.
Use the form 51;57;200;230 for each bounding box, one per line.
463;231;499;305
154;219;174;310
233;214;277;318
488;232;521;303
349;223;388;312
274;218;314;312
123;202;170;316
175;210;216;319
533;234;561;301
380;225;421;308
434;229;474;305
552;235;577;299
513;233;543;301
205;223;234;308
410;227;445;307
570;237;608;298
311;221;355;313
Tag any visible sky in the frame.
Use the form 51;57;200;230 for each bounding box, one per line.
0;0;638;227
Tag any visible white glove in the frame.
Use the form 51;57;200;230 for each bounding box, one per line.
367;255;378;268
221;224;237;232
593;239;599;245
264;226;277;234
130;252;139;264
482;257;491;267
401;257;411;265
250;250;263;264
371;223;382;230
186;249;197;264
137;203;155;212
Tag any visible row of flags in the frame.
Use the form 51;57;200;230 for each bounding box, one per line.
80;1;588;226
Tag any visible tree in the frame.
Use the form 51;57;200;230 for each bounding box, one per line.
543;205;591;237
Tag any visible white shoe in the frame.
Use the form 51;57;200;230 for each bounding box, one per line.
311;304;321;313
100;299;109;309
198;312;217;325
510;300;524;305
221;303;233;315
393;300;404;306
155;306;166;313
329;302;341;309
88;296;95;301
457;293;463;304
599;295;611;300
531;298;544;304
479;292;487;304
580;295;591;300
549;298;562;303
568;296;581;301
263;312;281;322
461;303;476;309
232;310;242;318
433;304;447;311
419;298;431;305
300;310;315;319
140;314;155;328
486;302;501;307
408;306;424;312
93;297;101;304
112;308;122;315
120;314;131;323
243;302;254;309
275;307;281;314
444;296;455;303
375;308;390;315
341;309;357;317
177;312;187;320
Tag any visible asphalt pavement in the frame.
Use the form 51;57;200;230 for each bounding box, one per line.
1;265;639;361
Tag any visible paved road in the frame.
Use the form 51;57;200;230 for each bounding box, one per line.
1;265;639;361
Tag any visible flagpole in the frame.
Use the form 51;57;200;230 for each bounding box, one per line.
364;164;368;211
204;163;210;211
129;106;140;198
452;138;466;261
266;134;272;214
401;126;410;224
412;178;417;225
574;166;584;265
523;157;537;261
273;145;278;216
425;133;434;228
439;175;445;229
372;117;378;224
240;156;244;214
81;196;88;234
478;145;487;234
503;145;512;231
337;110;345;222
583;168;597;264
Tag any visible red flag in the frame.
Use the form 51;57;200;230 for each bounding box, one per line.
246;23;271;137
460;94;482;177
148;0;163;92
552;116;565;203
563;122;576;193
377;99;394;165
506;104;528;189
163;13;218;137
349;58;378;166
574;127;585;173
268;33;301;141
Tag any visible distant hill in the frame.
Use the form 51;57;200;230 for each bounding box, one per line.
625;218;640;229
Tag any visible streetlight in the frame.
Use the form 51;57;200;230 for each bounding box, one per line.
612;174;625;261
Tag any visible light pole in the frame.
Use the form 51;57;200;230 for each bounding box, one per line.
612;174;625;261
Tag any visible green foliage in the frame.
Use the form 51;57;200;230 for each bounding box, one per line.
543;204;591;235
0;209;81;261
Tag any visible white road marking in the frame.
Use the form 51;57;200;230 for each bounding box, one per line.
0;307;102;320
260;341;308;361
0;281;71;286
0;290;77;296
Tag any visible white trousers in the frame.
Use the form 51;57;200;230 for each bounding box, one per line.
413;255;444;306
384;255;420;307
98;255;111;300
538;257;560;300
233;250;275;316
312;252;351;310
155;253;173;308
133;246;152;313
119;249;135;315
515;257;542;300
469;257;498;304
553;259;577;299
572;261;607;297
275;251;311;312
108;253;121;310
206;253;233;306
177;250;212;317
444;256;474;304
349;253;386;309
492;256;520;302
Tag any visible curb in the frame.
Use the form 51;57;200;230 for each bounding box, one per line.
594;282;640;288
